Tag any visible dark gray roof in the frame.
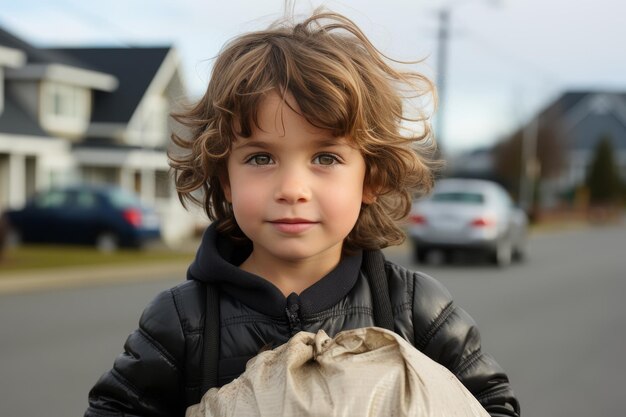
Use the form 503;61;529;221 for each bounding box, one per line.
503;91;626;141
0;26;172;138
568;109;626;151
47;47;171;123
0;91;49;137
546;92;588;115
517;91;626;152
0;26;94;70
539;91;626;121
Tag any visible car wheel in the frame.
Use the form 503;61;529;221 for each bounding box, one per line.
442;249;455;265
492;240;512;268
96;232;118;253
413;246;429;264
512;231;528;262
513;241;527;262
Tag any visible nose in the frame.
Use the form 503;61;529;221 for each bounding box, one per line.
273;167;311;204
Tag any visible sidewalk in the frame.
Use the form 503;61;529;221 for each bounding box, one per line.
0;260;190;295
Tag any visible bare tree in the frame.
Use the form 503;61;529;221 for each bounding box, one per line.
493;111;567;205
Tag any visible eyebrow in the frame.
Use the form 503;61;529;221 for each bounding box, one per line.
232;140;267;151
317;137;348;147
233;137;348;150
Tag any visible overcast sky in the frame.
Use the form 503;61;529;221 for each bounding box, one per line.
1;0;624;153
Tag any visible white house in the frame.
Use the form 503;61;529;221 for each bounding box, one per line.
0;26;204;246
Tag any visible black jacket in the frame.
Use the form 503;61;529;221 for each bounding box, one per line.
86;225;520;417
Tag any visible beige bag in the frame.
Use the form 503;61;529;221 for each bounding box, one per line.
186;327;490;417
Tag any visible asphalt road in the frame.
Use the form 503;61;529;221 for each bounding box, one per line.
0;224;624;417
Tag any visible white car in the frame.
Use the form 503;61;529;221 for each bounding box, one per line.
407;178;528;267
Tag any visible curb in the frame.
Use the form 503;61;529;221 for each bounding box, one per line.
530;218;625;235
529;222;589;235
0;261;189;295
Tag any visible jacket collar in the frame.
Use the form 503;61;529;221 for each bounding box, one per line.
187;224;363;317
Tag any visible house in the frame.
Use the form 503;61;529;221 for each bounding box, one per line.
453;91;626;208
0;26;202;246
523;91;626;207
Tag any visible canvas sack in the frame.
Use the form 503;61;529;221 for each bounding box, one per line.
186;327;490;417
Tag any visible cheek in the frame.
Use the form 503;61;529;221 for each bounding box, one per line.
234;192;260;208
229;180;266;217
321;175;365;222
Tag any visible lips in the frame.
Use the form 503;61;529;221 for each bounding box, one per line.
268;218;318;233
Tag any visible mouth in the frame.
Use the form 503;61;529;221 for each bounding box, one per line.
269;218;316;224
268;218;318;233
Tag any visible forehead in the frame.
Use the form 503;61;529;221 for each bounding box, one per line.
233;92;352;148
255;93;322;134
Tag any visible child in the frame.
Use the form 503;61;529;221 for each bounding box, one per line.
85;10;520;417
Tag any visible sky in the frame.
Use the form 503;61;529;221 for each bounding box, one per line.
1;0;624;154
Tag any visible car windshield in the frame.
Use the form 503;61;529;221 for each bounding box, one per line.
431;192;485;204
107;188;142;209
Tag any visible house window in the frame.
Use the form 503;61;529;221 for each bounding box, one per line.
52;91;64;115
146;101;167;136
82;166;119;185
133;96;168;147
44;83;85;118
40;82;90;136
155;170;171;199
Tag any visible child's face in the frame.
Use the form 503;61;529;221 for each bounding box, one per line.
222;92;371;267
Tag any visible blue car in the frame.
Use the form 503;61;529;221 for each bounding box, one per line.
3;185;161;251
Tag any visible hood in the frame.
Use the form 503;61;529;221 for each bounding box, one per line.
187;224;363;316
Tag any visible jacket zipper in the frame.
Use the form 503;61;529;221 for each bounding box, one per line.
285;295;302;336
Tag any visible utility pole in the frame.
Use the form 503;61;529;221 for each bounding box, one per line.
283;0;295;18
435;8;450;156
433;0;502;157
519;116;539;213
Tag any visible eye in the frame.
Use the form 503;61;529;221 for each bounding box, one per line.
245;154;273;165
313;153;340;166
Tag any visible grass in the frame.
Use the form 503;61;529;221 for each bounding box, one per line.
0;245;194;274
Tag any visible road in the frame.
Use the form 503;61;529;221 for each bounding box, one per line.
0;224;624;417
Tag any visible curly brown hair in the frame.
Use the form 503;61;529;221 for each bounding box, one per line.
169;10;438;251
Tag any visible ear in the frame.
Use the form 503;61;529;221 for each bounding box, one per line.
362;186;377;205
362;162;379;205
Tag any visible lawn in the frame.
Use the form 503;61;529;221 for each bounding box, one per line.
0;245;194;274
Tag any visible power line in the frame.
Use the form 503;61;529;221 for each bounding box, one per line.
459;23;561;85
37;0;141;47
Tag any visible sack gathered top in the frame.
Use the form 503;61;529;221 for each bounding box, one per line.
186;327;490;417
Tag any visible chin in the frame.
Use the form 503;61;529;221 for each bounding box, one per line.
271;249;319;261
260;242;332;259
